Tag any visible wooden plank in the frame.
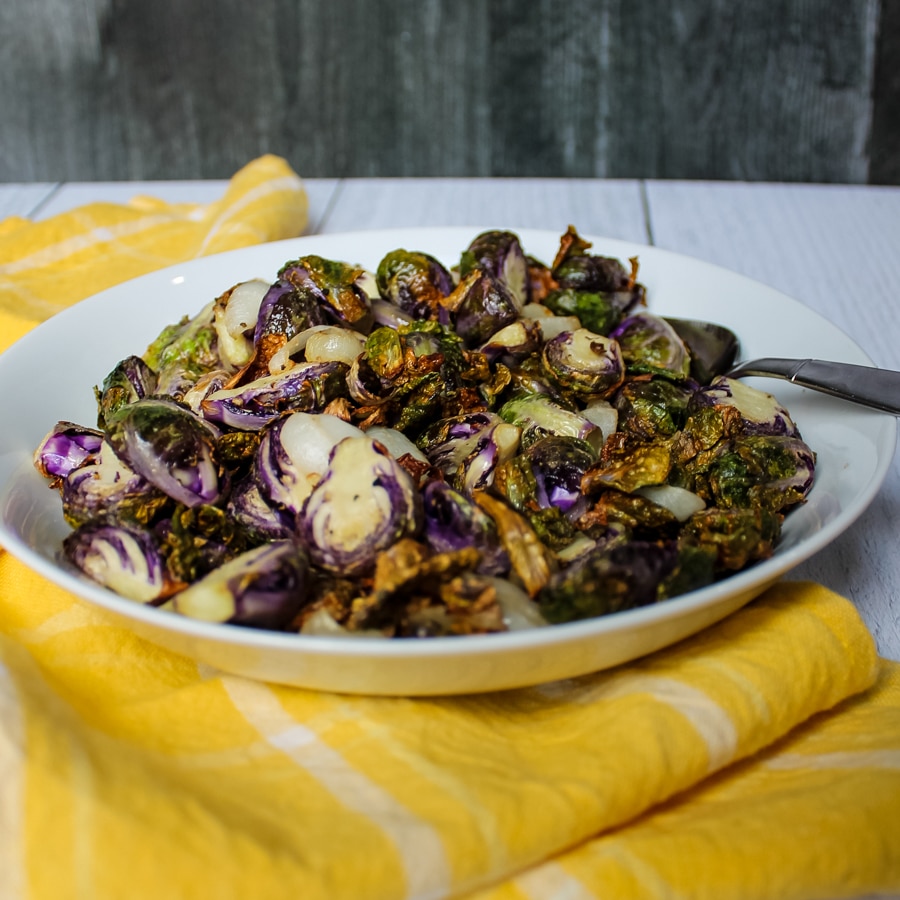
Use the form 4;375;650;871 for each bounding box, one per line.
0;184;59;220
646;179;900;658
0;0;885;183
321;177;649;243
870;0;900;184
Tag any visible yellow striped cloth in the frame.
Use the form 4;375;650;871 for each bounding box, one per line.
0;154;308;343
1;165;899;899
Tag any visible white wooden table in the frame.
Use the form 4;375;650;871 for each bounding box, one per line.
2;177;899;661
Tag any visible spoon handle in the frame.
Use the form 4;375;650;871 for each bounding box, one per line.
728;358;900;416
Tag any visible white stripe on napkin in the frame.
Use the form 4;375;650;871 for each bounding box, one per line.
222;676;451;900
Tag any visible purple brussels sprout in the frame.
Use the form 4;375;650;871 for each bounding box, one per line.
421;481;510;576
298;436;423;576
688;376;800;437
255;412;363;515
538;540;679;624
225;477;294;541
609;312;691;381
525;436;596;516
447;271;521;347
375;249;455;321
97;355;158;427
254;278;330;347
63;522;172;603
459;230;530;310
172;541;310;629
542;328;626;397
417;412;521;495
478;319;543;363
34;421;104;482
61;440;170;528
201;361;349;430
105;398;224;508
498;393;602;452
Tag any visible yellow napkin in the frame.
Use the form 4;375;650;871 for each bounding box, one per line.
0;154;308;344
1;163;899;899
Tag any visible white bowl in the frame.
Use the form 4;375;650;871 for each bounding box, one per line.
0;228;894;695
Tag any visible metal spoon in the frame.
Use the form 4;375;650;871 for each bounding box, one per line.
665;317;900;416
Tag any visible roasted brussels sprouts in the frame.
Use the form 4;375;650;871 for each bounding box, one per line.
609;312;691;381
63;522;174;603
34;421;103;482
421;481;510;576
96;356;157;428
538;540;678;623
459;230;530;310
201;361;349;430
417;412;521;494
255;412;363;515
376;249;454;321
614;379;693;441
171;541;310;629
38;226;817;639
298;436;423;575
499;393;601;452
105;398;224;508
542;328;625;397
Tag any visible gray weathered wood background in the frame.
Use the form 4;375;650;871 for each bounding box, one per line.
1;0;897;184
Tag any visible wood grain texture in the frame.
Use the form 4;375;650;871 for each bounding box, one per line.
870;0;900;184
319;177;649;242
0;0;888;183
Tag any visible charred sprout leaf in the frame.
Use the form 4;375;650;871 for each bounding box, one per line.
215;430;262;473
64;522;176;603
375;249;454;321
542;328;625;397
299;436;423;576
582;434;673;494
576;489;679;534
658;543;717;599
346;538;497;635
473;492;555;597
96;356;157;429
159;503;250;584
105;398;224;507
538;540;678;624
526;255;557;304
609;312;691;381
34;421;103;483
614;379;693;442
680;507;782;571
459;230;529;310
172;541;309;629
